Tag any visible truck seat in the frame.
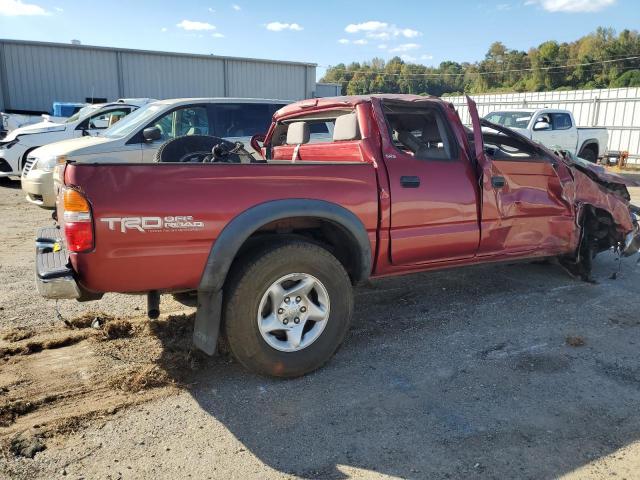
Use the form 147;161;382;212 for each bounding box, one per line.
285;122;310;161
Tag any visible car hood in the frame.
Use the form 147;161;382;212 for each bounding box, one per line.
3;121;66;140
30;135;118;159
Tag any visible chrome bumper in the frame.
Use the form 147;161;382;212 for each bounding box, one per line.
35;226;80;300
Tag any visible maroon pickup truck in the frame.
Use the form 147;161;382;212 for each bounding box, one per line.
36;95;639;377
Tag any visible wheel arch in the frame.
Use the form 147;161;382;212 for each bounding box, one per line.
578;139;599;157
199;199;373;293
193;199;372;355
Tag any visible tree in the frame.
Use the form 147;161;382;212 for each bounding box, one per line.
319;28;640;95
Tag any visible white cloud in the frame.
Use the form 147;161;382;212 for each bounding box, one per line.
161;27;168;32
176;20;216;31
232;4;241;10
353;39;368;45
265;22;303;31
344;20;422;39
208;7;215;12
345;20;388;33
420;54;434;60
0;0;49;16
401;54;417;62
524;0;615;12
212;32;225;38
400;28;420;38
338;38;350;44
54;6;62;12
389;43;420;53
378;44;388;49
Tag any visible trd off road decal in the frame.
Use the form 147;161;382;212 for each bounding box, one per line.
100;216;205;233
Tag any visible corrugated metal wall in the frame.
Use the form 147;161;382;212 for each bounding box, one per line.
119;52;226;99
315;83;342;98
444;87;640;164
0;40;316;112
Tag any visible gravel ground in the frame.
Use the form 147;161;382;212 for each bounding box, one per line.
1;175;640;479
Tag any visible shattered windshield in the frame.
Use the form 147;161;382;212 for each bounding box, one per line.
484;111;533;129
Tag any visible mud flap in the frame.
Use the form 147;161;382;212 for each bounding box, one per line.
192;289;223;355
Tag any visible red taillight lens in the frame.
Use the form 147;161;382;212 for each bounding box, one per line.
64;221;94;252
62;188;94;252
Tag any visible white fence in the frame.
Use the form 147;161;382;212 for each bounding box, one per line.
443;87;640;164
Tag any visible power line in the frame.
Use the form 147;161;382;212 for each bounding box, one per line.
320;55;640;80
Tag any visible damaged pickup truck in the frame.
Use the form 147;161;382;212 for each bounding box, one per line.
35;95;640;377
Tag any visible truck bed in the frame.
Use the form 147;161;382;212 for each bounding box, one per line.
63;162;380;294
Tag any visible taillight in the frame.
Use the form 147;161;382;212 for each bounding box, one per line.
63;188;94;252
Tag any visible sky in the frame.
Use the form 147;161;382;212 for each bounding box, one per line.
0;0;638;79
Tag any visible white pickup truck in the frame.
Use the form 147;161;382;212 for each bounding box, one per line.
484;109;608;163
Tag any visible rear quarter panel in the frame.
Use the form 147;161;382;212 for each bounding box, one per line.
65;163;379;293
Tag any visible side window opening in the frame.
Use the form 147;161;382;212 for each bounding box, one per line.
551;113;572;130
383;103;455;161
149;106;210;141
483;132;540;161
213;103;283;138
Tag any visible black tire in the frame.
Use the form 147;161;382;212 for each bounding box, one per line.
155;135;235;163
579;146;597;163
223;239;353;378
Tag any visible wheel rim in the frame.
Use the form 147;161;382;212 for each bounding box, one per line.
257;273;330;352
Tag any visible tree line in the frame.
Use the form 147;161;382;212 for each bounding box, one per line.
320;28;640;96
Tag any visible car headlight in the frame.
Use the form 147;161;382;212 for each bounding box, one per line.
36;155;67;172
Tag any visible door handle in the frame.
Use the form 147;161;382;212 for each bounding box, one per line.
400;176;420;188
491;176;506;188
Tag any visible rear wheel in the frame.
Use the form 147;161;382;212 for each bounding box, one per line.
223;240;353;377
579;146;597;163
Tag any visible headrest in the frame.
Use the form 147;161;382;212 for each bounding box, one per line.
421;119;441;142
286;122;310;145
333;113;360;141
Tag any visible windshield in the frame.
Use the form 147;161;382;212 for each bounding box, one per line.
484;111;533;129
102;103;165;138
64;105;99;124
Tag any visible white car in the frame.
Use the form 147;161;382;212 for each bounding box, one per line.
22;97;288;208
484;108;608;163
0;98;153;178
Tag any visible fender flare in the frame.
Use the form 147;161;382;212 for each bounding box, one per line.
193;199;372;355
199;198;372;292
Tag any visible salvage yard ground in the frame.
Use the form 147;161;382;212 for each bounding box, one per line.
1;176;640;479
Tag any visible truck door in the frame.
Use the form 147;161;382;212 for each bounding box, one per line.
374;98;480;265
549;112;577;152
468;99;575;256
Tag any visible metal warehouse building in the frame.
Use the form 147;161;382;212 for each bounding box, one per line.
0;39;317;113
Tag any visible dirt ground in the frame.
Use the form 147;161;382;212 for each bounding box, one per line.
1;175;640;479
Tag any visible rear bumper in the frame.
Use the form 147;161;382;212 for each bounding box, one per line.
35;226;80;299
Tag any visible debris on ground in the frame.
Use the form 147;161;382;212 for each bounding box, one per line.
566;335;586;347
2;328;34;342
115;365;173;393
64;312;115;329
9;433;46;458
0;332;90;358
103;319;133;339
